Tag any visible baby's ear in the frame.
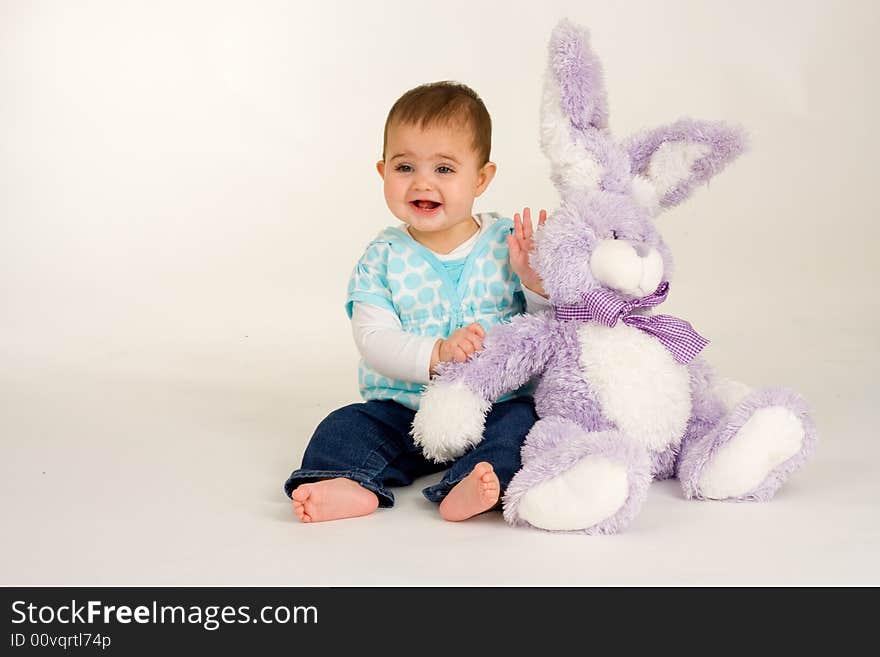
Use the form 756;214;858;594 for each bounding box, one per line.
625;119;746;212
474;161;497;197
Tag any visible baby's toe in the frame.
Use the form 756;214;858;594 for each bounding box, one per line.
470;462;490;476
291;484;312;502
303;501;319;522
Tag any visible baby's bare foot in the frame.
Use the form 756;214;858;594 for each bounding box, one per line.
439;462;500;522
290;478;379;523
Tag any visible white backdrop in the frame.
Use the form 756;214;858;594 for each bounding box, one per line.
2;0;879;585
3;0;878;375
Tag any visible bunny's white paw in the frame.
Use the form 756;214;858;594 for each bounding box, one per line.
412;382;490;463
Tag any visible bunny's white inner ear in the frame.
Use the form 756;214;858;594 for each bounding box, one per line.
631;175;660;213
646;141;711;198
541;75;602;193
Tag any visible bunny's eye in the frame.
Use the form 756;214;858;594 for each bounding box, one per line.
611;230;619;240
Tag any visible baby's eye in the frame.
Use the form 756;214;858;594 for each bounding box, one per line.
395;164;413;173
436;165;454;174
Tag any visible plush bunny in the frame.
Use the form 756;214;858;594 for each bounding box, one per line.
411;19;816;534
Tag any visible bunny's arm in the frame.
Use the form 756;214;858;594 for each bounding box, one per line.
412;312;556;463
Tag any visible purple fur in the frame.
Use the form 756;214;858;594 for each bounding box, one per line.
550;19;608;131
625;118;747;209
650;448;678;481
437;312;557;401
532;322;614;432
687;357;726;424
519;416;579;464
415;19;816;534
572;130;631;194
503;422;652;535
678;388;817;501
534;192;673;305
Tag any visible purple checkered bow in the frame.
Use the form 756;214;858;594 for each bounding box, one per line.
554;282;709;364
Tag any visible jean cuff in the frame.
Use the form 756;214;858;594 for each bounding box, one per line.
420;474;465;504
283;468;395;508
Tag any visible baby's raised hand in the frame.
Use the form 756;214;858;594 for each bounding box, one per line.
430;323;486;375
507;207;547;296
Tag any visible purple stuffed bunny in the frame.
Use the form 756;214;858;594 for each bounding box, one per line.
411;19;817;534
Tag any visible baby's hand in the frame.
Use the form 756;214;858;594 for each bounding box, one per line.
507;207;547;296
430;323;486;375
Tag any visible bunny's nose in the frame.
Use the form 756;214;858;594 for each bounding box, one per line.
631;242;652;258
590;239;664;297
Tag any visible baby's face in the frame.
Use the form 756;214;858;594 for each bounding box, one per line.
378;121;493;238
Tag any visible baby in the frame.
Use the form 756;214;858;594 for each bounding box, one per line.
283;81;548;522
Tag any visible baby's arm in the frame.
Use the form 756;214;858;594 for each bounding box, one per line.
351;304;486;383
351;302;437;384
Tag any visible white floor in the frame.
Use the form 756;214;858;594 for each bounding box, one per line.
2;316;878;587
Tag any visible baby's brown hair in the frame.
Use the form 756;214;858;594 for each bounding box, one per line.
382;81;492;165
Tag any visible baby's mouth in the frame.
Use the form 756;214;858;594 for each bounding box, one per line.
410;200;441;211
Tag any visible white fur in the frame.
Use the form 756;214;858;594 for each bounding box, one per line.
631;174;661;213
411;382;490;463
590;240;663;297
579;323;691;451
698;406;805;499
541;74;601;192
590;240;642;293
637;249;663;296
647;141;711;197
711;377;752;412
517;456;629;531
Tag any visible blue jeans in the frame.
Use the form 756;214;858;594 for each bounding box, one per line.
283;398;538;507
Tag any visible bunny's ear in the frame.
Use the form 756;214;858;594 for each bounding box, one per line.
625;119;747;212
541;19;611;194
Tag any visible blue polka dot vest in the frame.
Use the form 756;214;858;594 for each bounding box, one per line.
345;214;526;410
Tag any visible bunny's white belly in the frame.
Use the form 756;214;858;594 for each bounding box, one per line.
577;323;691;451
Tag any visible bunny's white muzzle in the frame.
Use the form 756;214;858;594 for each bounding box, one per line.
590;239;663;298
